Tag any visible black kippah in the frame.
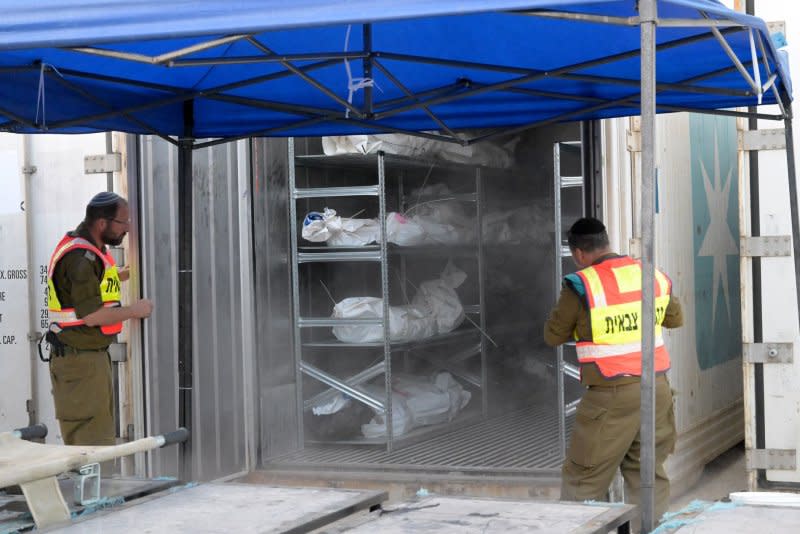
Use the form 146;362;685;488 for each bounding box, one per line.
569;217;606;235
88;191;121;207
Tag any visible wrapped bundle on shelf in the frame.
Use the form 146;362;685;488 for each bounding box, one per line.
331;297;437;343
482;206;554;245
384;212;428;246
305;394;373;440
302;207;473;247
302;208;380;246
331;263;467;343
321;134;517;168
361;372;472;438
411;261;467;333
406;186;475;245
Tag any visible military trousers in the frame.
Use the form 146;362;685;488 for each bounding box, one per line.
49;348;116;446
560;374;676;521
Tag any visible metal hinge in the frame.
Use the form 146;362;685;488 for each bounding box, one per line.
21;165;37;175
740;236;792;257
743;343;793;364
109;342;128;363
767;21;786;37
27;331;43;342
626;129;641;153
746;448;797;471
84;153;122;174
108;246;126;267
739;129;786;151
73;463;101;505
628;238;641;259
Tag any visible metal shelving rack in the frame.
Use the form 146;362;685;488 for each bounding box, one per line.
553;140;585;461
288;140;488;452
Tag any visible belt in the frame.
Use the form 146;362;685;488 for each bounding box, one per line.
61;345;110;354
588;373;668;390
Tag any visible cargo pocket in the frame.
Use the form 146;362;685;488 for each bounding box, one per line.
665;401;677;455
567;399;608;468
50;355;97;421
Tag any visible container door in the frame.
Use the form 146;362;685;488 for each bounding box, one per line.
742;120;800;488
0;135;34;431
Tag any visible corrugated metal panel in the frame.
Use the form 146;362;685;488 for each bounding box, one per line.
251;138;299;461
139;136;252;480
140;136;180;477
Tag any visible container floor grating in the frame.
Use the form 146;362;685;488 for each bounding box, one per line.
266;403;573;475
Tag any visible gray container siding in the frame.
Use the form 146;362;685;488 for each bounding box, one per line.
138;136;251;480
251;137;298;460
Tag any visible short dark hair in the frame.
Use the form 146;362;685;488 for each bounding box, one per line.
84;192;127;225
567;217;609;252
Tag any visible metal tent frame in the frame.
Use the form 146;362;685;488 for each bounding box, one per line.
3;2;796;532
3;11;785;147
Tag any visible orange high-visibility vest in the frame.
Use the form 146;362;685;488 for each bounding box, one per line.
47;234;122;336
573;256;672;378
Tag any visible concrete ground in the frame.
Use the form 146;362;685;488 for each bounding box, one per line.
669;442;747;511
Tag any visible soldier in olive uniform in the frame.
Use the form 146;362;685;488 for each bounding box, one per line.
47;192;153;446
544;217;682;521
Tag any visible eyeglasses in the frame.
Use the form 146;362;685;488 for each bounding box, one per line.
107;217;131;226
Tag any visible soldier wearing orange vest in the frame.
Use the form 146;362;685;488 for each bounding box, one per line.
46;192;153;446
544;217;683;522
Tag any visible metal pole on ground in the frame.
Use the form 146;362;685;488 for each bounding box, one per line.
639;0;657;531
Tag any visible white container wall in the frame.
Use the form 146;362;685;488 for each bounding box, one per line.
741;1;800;486
604;112;745;493
0;133;114;440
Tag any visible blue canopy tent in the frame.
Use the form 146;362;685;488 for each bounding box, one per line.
1;1;793;530
0;0;790;143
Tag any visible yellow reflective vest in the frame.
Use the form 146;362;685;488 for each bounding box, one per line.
47;234;122;336
573;255;671;378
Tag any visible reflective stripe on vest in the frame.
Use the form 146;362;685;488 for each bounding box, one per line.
573;256;671;378
47;235;123;336
576;340;670;378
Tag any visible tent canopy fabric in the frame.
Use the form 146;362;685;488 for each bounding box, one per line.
0;0;790;140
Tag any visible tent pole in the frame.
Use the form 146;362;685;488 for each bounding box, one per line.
178;99;195;481
372;27;744;119
246;37;363;118
170;51;367;67
783;105;800;335
375;28;739;77
640;0;657;532
745;0;764;491
363;24;373;117
371;60;458;138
